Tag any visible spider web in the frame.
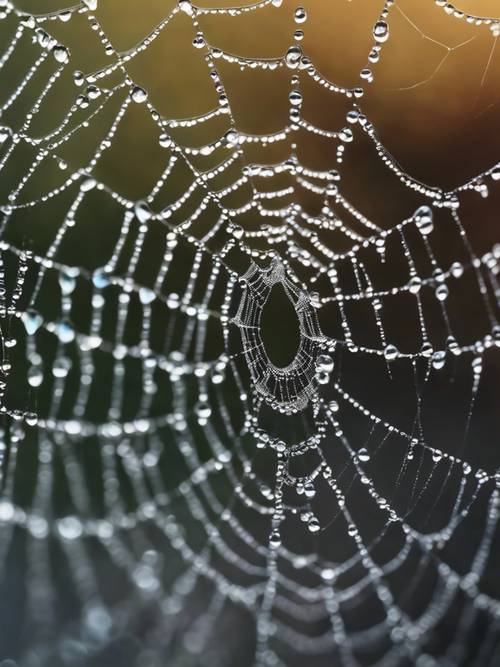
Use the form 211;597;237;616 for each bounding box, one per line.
0;0;500;665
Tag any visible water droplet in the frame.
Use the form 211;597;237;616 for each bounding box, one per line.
28;366;44;388
53;45;69;64
59;271;77;295
409;276;422;294
294;7;307;23
0;127;11;144
373;20;389;43
315;370;330;385
321;567;335;582
308;517;321;533
58;516;83;540
78;175;96;192
269;529;281;548
178;0;194;15
414;205;434;235
432;350;446;370
316;354;334;373
131;86;147;103
285;45;302;68
87;85;100;100
435;284;449;301
92;271;110;289
159;133;172;148
139;287;155;305
0;501;14;521
224;129;240;148
339;128;353;142
22;310;43;335
19;14;36;29
304;482;316;498
360;68;373;82
192;33;205;49
134;200;152;223
358;448;370;462
289;90;302;106
195;401;212;421
384;344;399;361
53;357;72;379
57;320;75;344
25;412;38;427
231;225;244;239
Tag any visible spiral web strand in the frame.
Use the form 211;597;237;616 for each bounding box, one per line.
0;0;500;665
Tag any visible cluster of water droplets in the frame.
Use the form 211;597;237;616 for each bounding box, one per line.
0;0;499;665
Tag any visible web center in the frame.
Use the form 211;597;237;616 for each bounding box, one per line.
261;282;301;369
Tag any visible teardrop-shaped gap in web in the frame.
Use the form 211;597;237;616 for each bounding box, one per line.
261;282;301;369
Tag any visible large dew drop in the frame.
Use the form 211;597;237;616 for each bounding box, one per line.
414;205;434;235
131;86;147;103
285;46;302;69
373;20;389;43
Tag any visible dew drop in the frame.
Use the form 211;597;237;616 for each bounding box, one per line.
308;517;321;533
432;350;446;370
269;529;281;548
58;516;83;540
328;400;339;413
57;320;75;344
294;7;307;23
315;370;330;385
224;129;240;148
131;86;147;103
28;367;44;388
134;200;153;223
316;354;334;373
373;20;389;43
192;33;205;49
80;177;96;192
450;262;463;278
53;45;69;64
289;90;302;106
195;401;212;420
53;357;72;379
384;344;399;361
59;271;77;295
159;133;172;148
139;287;156;305
73;70;85;86
22;310;43;335
92;271;110;289
435;284;449;301
25;412;38;427
408;276;422;294
0;127;11;144
178;0;194;15
358;448;370;462
304;482;316;499
285;45;302;69
414;205;434;235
